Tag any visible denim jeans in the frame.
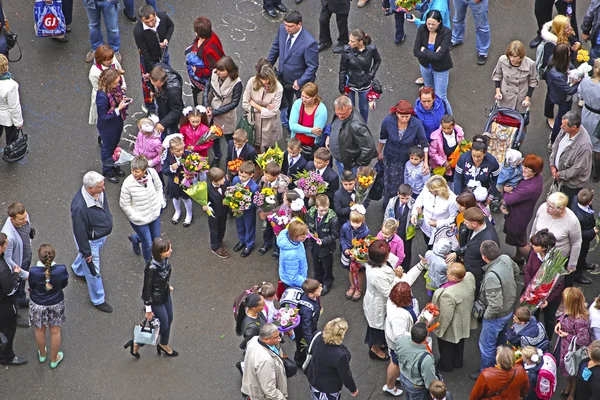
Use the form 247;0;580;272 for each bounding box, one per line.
452;0;490;56
419;66;453;115
348;89;369;123
123;0;157;17
479;313;513;370
83;0;120;51
152;294;173;345
71;236;107;305
334;158;357;178
399;373;430;400
130;217;161;263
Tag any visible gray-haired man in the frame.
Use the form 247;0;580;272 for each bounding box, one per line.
70;171;113;313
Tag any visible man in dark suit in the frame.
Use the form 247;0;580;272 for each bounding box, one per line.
318;0;350;54
445;207;499;294
263;0;288;18
267;11;319;127
281;137;307;188
306;148;340;206
570;188;597;285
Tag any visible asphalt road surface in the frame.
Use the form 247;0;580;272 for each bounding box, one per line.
0;0;598;399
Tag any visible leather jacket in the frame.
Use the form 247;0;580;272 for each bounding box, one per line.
333;110;377;169
339;44;381;93
142;258;171;306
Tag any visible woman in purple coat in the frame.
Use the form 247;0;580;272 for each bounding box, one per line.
502;154;544;265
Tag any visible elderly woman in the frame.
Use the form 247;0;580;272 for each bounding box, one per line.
89;45;125;126
503;154;544;264
555;287;592;398
573;341;600;400
119;156;165;264
185;16;225;107
410;175;458;248
579;59;600;182
524;229;564;339
242;63;283;152
96;68;131;184
289;82;327;160
470;346;530;400
306;318;358;398
428;114;465;187
202;56;242;162
492;40;538;142
530;192;582;283
432;263;476;372
413;10;453;115
414;86;446;141
453;134;501;200
0;54;23;147
378;100;429;206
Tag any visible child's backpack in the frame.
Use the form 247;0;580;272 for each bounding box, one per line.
535;353;557;400
279;287;303;307
232;285;259;320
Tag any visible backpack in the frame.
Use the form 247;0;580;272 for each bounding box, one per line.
535;41;548;80
279;287;303;307
232;285;258;320
534;353;557;400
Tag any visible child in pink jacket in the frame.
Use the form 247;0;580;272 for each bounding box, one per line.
134;117;164;180
428;115;465;182
376;218;405;268
180;106;213;157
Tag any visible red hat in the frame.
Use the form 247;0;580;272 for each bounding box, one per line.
390;100;413;115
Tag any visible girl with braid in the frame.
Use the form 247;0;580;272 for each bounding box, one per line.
28;244;69;368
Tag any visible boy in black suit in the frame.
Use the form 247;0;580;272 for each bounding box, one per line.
571;188;598;284
258;162;290;259
306;147;339;205
226;129;258;179
333;170;370;227
281;137;307;188
205;167;230;259
384;184;414;270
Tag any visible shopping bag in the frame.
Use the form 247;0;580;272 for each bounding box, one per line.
133;318;160;345
184;181;208;206
564;336;589;376
34;0;66;38
236;110;254;145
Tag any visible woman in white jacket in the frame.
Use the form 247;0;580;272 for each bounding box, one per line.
0;54;23;146
363;240;425;365
120;156;165;263
410;175;458;249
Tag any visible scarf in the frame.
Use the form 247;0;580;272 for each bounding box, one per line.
0;72;13;80
401;301;418;323
150;257;171;279
108;85;126;120
136;173;149;187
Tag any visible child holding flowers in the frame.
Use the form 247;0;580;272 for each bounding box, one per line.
206;167;230;259
340;206;371;301
226;129;258;179
179;105;213;157
162;134;194;226
257;162;290;259
134;116;164;183
277;220;309;293
377;218;405;268
230;161;259;257
295;278;323;366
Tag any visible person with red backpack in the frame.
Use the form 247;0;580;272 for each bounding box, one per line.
521;346;557;400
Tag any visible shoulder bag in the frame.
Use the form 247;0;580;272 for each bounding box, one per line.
472;271;502;319
236;106;254;145
564;335;589;376
2;128;28;163
3;18;21;62
301;331;322;371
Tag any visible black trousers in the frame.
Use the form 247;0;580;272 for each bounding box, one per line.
400;236;413;271
15;263;30;307
263;0;282;11
575;238;592;278
534;295;561;341
0;125;17;146
62;0;73;25
437;337;465;371
534;0;554;34
281;86;301;123
561;185;581;209
319;6;349;46
208;215;227;251
313;252;334;287
263;221;277;248
0;301;17;363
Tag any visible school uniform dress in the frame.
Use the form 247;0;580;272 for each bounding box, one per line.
162;150;192;200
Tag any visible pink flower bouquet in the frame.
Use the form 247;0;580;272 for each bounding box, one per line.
273;304;300;332
294;170;328;197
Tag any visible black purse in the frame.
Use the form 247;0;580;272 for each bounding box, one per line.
3;18;21;62
2;128;29;163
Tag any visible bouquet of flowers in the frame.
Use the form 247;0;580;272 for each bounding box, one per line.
512;346;523;363
112;146;134;166
268;211;291;237
272;304;301;332
195;124;223;146
253;187;279;212
447;139;472;168
395;0;418;12
577;49;590;64
356;166;376;204
256;144;284;170
181;153;209;188
223;184;253;217
366;87;380;110
227;158;244;174
589;216;600;251
349;235;376;265
519;247;568;311
294;170;328;197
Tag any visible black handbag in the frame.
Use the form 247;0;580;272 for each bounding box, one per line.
3;18;21;62
2;128;29;163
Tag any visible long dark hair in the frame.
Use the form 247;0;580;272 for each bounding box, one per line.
548;43;571;74
425;10;444;33
235;293;263;336
350;28;372;46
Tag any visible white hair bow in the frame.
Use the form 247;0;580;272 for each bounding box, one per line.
350;204;366;215
162;133;184;149
291;198;305;212
293;187;305;200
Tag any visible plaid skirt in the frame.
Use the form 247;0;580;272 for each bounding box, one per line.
310;385;342;400
29;300;66;329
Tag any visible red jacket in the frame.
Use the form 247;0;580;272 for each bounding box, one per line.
180;122;212;156
186;33;225;82
470;366;529;400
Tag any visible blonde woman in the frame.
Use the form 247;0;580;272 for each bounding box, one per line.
0;54;23;147
242;63;283;152
410;175;458;249
579;59;600;181
289;82;327;160
305;318;359;398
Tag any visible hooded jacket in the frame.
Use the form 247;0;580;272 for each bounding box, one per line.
134;130;163;170
277;229;308;287
425;239;453;289
428;124;465;173
340;221;370;252
414;97;447;141
506;316;550;352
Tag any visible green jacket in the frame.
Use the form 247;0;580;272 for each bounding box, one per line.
393;335;437;388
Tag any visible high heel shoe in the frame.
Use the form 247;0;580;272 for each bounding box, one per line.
124;340;140;359
157;344;179;357
368;349;389;361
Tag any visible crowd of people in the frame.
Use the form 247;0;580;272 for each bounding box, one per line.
1;0;600;399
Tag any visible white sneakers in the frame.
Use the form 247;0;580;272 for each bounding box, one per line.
382;385;403;397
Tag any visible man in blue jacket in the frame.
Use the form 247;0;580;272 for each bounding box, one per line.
268;11;318;128
70;171;113;313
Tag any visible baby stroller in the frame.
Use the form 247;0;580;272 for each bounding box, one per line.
483;102;526;212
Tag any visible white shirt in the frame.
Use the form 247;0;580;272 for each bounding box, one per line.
288;154;300;168
577;202;594;215
235;144;245;158
142;15;161;32
555;132;578;167
287;27;302;50
316;167;326;176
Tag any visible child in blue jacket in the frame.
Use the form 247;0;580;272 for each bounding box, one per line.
340;207;370;301
295;278;322;367
277;220;309;289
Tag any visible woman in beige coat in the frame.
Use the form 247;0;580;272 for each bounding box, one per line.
491;41;538;130
432;262;476;372
242;63;283;152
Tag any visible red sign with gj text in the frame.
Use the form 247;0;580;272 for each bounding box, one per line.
42;14;59;30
